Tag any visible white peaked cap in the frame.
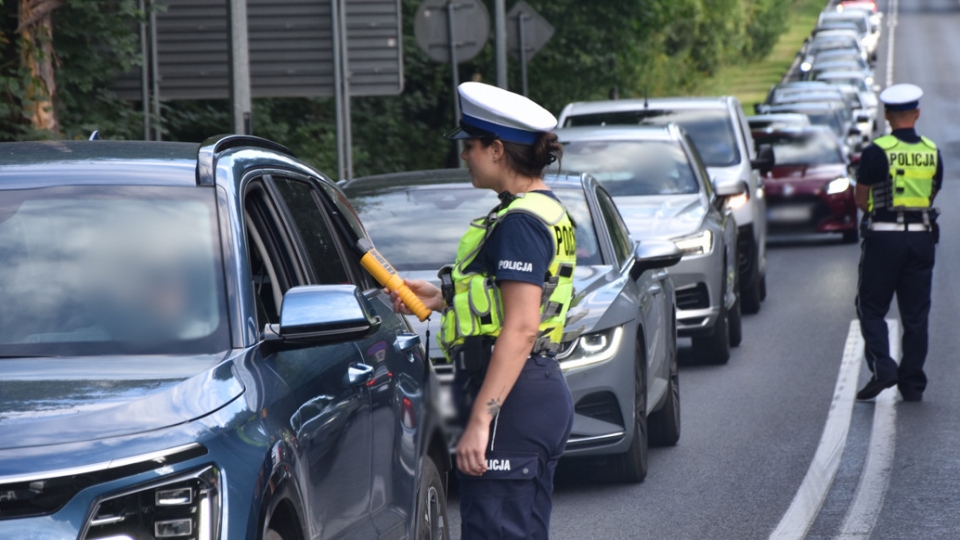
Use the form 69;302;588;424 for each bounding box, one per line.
879;83;923;111
445;82;558;144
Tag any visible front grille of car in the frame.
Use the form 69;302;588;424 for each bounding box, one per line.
675;283;710;311
0;444;207;521
575;392;624;427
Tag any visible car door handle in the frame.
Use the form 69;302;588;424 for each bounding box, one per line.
395;333;421;353
347;362;375;387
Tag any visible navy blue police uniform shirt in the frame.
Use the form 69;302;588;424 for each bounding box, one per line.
463;190;558;287
857;128;943;222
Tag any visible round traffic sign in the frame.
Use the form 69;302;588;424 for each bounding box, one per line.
414;0;490;64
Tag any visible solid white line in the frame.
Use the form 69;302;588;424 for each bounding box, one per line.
836;319;901;539
768;321;864;540
885;0;899;88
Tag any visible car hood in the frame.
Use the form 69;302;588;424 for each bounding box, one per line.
614;194;706;241
0;354;242;450
768;164;847;183
403;265;625;357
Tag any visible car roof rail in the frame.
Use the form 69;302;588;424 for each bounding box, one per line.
196;134;296;186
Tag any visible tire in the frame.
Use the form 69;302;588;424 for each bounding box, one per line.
692;300;730;364
740;267;762;314
759;273;767;302
604;341;648;483
728;295;743;348
648;324;680;447
415;456;449;540
842;227;859;244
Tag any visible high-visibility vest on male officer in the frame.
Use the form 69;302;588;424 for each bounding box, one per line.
868;134;938;212
439;192;577;359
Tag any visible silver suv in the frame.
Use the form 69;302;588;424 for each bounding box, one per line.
559;96;771;313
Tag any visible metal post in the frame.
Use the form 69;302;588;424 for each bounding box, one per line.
494;0;507;89
447;1;464;166
227;0;252;135
331;0;345;180
339;0;353;180
518;14;528;97
139;0;150;140
149;1;161;141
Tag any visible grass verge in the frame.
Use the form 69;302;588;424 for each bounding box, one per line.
692;0;830;110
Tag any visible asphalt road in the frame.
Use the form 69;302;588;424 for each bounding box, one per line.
446;0;960;538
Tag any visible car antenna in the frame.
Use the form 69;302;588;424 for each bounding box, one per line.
88;130;100;141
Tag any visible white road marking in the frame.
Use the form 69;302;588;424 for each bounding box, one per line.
885;0;899;88
769;321;864;540
836;320;901;539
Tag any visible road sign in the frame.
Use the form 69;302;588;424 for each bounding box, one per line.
413;0;490;64
506;1;553;96
113;0;402;101
507;1;553;61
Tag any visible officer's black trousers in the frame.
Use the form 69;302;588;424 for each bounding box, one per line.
856;230;936;397
456;355;574;540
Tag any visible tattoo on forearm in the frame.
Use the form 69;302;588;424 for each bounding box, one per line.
486;388;506;417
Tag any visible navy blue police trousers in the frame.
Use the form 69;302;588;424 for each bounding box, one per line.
456;355;574;540
856;230;936;398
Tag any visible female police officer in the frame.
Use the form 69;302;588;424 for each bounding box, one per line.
389;82;576;539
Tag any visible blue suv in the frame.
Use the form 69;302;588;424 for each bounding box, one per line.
0;136;450;540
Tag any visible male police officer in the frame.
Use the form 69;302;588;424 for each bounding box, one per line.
855;83;943;401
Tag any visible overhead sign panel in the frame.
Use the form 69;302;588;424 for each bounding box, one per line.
113;0;401;101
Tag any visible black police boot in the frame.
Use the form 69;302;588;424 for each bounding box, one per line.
856;375;898;401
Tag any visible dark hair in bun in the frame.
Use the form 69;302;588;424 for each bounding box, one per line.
481;131;563;178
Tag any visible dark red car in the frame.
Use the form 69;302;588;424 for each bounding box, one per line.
753;126;859;243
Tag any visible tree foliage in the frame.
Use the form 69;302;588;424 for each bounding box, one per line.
0;0;793;175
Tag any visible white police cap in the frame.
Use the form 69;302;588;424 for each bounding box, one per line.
445;82;557;145
879;83;923;111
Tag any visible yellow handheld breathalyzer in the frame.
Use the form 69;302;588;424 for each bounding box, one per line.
355;239;432;322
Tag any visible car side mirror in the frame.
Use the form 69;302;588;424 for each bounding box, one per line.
848;126;862;136
631;240;683;280
263;284;381;346
714;179;749;198
751;144;775;175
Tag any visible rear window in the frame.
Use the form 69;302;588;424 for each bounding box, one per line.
345;184;604;271
564;108;741;167
559;140;700;197
0;186;229;357
753;132;844;165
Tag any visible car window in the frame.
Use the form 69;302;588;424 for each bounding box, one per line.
594;189;633;267
560;140;700;197
271;176;352;286
565;108;742;167
0;185;229;357
753;132;844;165
345;183;605;271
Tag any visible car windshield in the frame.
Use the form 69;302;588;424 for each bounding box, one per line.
0;186;228;357
346;183;603;271
564;108;741;167
559;140;700;197
820;76;869;92
807;112;844;136
753;132;844;165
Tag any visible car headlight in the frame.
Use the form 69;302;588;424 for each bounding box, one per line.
826;176;852;195
800;61;812;72
557;326;623;372
725;192;750;210
673;230;714;256
865;76;874;85
82;466;221;540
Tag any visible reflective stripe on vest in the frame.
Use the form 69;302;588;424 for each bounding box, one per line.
868;135;937;211
439;192;577;360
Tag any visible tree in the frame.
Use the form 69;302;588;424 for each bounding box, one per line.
17;0;63;132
